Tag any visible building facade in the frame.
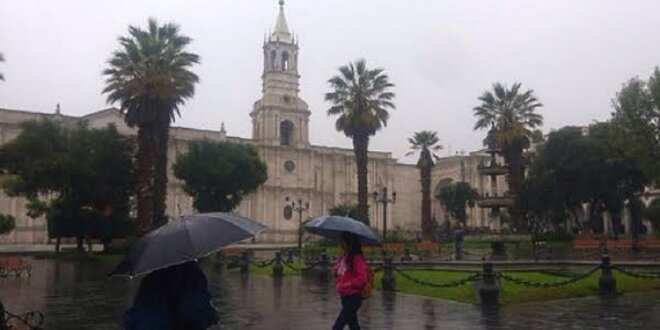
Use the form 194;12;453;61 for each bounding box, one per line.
0;2;506;244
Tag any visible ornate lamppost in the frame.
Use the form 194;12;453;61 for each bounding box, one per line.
292;199;309;250
373;186;396;242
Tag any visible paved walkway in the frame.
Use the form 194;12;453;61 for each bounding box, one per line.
0;242;296;253
4;259;660;329
0;244;105;253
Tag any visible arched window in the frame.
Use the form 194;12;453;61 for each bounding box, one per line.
281;52;289;71
280;120;294;146
283;205;293;220
270;50;277;70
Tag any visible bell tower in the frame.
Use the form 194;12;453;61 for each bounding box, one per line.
251;0;310;147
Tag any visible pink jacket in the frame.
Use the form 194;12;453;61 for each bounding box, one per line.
333;253;368;296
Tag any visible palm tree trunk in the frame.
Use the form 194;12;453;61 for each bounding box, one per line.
352;133;370;226
420;154;433;241
136;125;156;234
504;146;526;233
152;122;169;228
420;169;433;240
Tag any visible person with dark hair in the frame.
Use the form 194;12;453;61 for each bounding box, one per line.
332;233;368;330
174;262;219;330
123;261;218;330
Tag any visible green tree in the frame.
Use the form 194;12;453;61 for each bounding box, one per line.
325;59;395;225
173;140;267;212
329;203;361;219
103;18;200;232
611;70;660;184
588;122;648;238
523;124;648;237
523;127;591;232
473;82;543;231
406;131;442;240
0;119;135;251
436;182;479;225
0;214;15;235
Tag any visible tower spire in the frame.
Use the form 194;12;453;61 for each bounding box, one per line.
272;0;292;43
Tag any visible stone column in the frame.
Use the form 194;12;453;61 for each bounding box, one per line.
603;212;611;235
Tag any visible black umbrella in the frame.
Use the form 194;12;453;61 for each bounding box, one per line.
110;212;267;277
304;215;379;244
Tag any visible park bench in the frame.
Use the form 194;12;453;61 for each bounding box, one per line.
608;239;631;249
218;247;245;258
381;243;405;255
639;238;660;249
573;239;602;250
1;299;44;330
415;241;440;259
0;255;31;278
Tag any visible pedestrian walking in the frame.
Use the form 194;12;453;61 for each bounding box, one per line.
332;233;368;330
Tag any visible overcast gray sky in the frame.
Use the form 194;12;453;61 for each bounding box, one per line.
1;0;659;163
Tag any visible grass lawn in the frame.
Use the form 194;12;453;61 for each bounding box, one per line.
374;269;476;303
373;268;660;304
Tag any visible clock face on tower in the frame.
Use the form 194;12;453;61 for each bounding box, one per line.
284;160;296;172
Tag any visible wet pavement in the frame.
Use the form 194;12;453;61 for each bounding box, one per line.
2;258;660;329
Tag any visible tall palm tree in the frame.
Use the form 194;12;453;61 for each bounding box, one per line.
473;82;543;230
103;18;199;233
407;131;442;240
0;53;5;81
325;59;395;225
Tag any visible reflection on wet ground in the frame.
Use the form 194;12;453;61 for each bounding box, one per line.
2;259;660;329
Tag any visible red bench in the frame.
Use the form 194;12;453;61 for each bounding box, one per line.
574;238;660;249
0;255;31;277
382;243;405;254
640;239;660;249
573;239;602;249
219;247;245;257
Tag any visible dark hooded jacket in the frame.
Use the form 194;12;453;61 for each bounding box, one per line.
123;261;218;330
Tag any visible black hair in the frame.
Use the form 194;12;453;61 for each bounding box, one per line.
342;233;363;271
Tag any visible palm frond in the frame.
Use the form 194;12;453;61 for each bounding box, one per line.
102;19;200;127
325;59;395;139
473;82;544;149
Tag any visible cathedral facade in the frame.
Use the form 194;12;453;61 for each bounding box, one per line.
0;3;506;244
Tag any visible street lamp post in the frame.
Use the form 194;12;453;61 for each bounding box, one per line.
373;186;396;242
292;199;309;250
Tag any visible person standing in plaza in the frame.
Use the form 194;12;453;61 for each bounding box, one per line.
123;261;218;330
332;233;368;330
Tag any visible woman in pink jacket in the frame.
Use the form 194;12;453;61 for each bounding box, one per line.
332;233;368;330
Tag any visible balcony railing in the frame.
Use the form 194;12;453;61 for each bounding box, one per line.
477;162;508;176
477;194;514;208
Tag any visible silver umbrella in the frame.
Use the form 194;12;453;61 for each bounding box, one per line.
110;212;267;277
304;215;379;244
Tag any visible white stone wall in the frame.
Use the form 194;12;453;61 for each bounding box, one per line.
0;107;515;244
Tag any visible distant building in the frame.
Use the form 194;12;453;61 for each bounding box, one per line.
0;2;507;244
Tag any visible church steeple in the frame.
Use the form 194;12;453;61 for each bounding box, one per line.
251;0;310;147
262;0;300;96
272;0;292;43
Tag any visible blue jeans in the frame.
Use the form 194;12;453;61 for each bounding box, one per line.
332;293;362;330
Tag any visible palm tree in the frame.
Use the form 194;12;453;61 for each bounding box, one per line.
325;59;395;225
103;18;199;233
407;131;442;240
0;53;5;81
473;82;543;230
